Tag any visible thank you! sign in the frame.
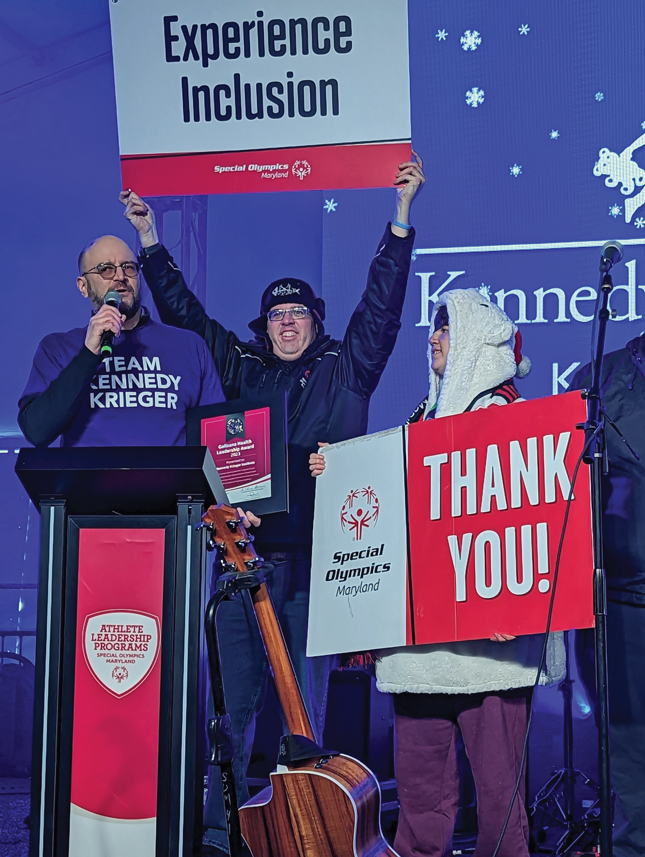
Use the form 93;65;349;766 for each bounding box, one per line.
407;393;593;643
108;0;411;196
308;394;594;656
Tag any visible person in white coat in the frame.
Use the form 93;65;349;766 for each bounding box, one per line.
310;287;565;857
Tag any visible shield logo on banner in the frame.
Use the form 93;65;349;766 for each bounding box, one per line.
82;610;161;698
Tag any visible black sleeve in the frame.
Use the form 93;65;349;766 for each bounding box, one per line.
336;224;415;398
18;347;101;446
139;244;244;397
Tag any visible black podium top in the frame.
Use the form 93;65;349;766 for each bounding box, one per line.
15;446;228;515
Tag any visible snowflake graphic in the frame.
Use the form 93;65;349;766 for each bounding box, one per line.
595;92;604;102
550;130;560;140
609;204;622;218
641;120;645;130
510;163;522;177
460;30;481;51
466;87;485;107
323;199;338;213
436;29;448;41
478;284;492;300
518;24;530;35
635;217;645;229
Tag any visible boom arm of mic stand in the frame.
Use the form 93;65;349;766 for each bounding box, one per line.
582;264;614;856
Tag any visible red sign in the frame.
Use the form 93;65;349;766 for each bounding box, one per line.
201;406;273;505
121;142;411;197
406;393;594;643
70;529;165;820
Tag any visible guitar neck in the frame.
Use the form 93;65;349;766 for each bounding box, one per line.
203;505;315;742
250;583;315;742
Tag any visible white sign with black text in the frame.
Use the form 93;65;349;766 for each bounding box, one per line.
108;0;411;195
307;427;408;658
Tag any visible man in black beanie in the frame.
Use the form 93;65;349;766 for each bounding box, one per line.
121;154;424;853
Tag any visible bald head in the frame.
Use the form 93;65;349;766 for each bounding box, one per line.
77;235;141;323
78;235;135;275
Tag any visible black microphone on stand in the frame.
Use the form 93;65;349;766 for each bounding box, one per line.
600;240;623;271
100;290;123;356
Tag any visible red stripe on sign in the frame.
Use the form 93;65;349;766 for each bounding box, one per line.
70;529;165;820
121;141;411;197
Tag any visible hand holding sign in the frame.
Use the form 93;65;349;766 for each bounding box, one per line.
309;442;329;477
392;150;425;236
119;190;158;249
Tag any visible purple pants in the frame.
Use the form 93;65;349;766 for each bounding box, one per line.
393;689;531;857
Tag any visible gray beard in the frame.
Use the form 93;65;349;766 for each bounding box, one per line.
87;283;141;320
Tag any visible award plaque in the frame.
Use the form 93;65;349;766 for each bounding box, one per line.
187;393;288;516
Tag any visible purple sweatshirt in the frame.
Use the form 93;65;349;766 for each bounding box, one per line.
19;310;224;447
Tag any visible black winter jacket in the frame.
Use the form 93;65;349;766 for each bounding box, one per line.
571;334;645;605
139;225;414;545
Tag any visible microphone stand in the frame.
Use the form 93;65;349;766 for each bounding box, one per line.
582;257;615;857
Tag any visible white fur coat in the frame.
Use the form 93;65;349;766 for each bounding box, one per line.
376;288;565;695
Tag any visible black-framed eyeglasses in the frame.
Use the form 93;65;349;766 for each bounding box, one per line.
82;262;140;280
266;306;310;322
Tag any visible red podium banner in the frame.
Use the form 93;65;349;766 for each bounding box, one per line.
308;394;594;656
68;528;165;854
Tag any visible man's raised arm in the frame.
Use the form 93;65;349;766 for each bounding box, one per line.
338;153;425;399
120;191;240;382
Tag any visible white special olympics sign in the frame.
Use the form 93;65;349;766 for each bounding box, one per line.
108;0;411;195
307;428;408;657
83;611;161;698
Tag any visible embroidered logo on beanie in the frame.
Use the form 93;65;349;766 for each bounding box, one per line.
272;283;301;297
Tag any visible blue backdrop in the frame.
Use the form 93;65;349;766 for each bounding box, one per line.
1;0;643;714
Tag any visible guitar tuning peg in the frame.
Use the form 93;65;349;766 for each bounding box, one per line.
235;539;250;551
195;522;214;532
226;519;239;532
206;539;227;554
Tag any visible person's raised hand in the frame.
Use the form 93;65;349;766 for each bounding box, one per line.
85;304;125;354
309;442;329;477
489;633;517;643
119;189;158;248
394;150;426;210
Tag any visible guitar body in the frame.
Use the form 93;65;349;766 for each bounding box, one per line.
202;506;399;857
240;754;398;857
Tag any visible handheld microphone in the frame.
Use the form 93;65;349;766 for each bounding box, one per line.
100;290;123;356
600;240;623;270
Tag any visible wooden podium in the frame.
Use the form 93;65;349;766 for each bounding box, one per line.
15;446;226;857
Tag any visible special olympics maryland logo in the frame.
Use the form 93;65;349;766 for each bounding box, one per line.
340;487;380;541
292;160;311;181
112;666;129;684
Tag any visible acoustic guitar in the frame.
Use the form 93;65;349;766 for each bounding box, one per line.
202;504;399;857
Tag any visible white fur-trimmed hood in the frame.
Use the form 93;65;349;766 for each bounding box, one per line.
425;288;529;418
